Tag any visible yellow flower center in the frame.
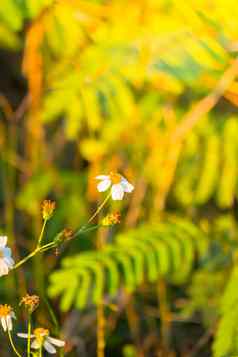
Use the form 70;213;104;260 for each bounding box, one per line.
109;172;121;184
34;327;49;343
0;250;4;258
0;304;12;317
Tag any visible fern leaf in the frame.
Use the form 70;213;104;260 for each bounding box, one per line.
48;219;207;310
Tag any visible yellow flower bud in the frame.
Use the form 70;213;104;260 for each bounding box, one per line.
41;200;56;220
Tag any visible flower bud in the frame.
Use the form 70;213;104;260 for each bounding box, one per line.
101;212;121;226
41;200;56;220
20;294;40;313
53;228;74;245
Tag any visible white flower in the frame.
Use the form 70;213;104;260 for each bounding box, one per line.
0;236;14;277
0;304;16;331
18;327;65;354
96;172;134;200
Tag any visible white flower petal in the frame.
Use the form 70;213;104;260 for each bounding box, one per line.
0;267;4;277
44;340;56;354
17;333;34;339
10;311;16;319
96;175;109;180
1;317;7;331
0;260;4;276
97;179;111;192
2;247;12;258
4;257;14;269
0;260;9;276
47;336;65;347
0;236;7;248
111;184;124;200
121;179;134;193
6;315;12;331
31;339;41;349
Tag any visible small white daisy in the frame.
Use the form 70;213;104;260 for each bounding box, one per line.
0;236;14;277
18;327;65;354
0;304;16;331
96;172;134;200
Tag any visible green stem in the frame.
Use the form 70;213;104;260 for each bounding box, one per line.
13;219;51;270
43;296;59;333
27;314;31;357
13;248;40;270
76;193;111;236
8;329;22;357
38;242;56;252
42;297;65;357
13;194;110;272
73;224;101;239
87;193;111;225
13;242;56;270
37;219;47;248
39;346;43;357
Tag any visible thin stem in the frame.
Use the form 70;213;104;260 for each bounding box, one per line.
38;242;56;253
13;248;40;270
43;296;59;334
37;219;47;248
13;242;56;270
39;346;43;357
157;278;171;348
13;195;110;272
73;224;101;239
97;302;105;357
87;193;111;226
43;296;64;357
27;314;31;357
125;293;143;356
8;329;22;357
75;193;110;239
13;219;49;270
96;220;109;357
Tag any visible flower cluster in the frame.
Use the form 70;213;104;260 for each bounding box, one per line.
0;172;134;355
0;298;65;355
101;212;121;226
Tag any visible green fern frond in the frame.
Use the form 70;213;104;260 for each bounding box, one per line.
174;116;238;209
213;266;238;357
48;219;208;311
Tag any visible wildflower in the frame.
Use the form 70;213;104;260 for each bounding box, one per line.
96;172;134;200
0;304;16;331
20;294;40;313
18;327;65;354
101;212;121;226
41;200;56;220
0;236;14;277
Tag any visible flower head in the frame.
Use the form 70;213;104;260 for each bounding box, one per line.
18;327;65;354
41;200;56;220
101;212;121;226
0;304;16;331
96;172;134;200
0;236;14;277
20;294;40;313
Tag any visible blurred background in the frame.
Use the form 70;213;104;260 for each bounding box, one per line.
1;0;238;356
